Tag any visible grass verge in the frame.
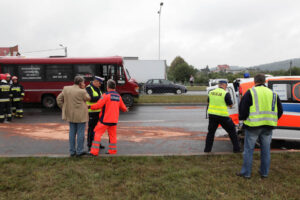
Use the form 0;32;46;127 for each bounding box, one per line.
135;95;207;104
0;153;299;199
186;86;207;91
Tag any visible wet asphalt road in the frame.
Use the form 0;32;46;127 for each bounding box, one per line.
0;105;299;156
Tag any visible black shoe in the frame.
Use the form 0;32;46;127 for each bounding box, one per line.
100;144;105;149
236;173;251;179
70;153;76;157
76;152;87;157
233;149;242;153
86;152;97;157
258;171;268;179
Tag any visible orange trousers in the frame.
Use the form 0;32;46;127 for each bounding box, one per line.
90;122;117;155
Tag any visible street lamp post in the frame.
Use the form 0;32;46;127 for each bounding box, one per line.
59;44;68;57
158;2;163;60
290;60;292;76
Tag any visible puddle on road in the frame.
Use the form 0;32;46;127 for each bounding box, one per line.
0;122;230;143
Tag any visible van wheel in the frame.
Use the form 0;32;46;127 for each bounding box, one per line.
42;95;56;108
122;94;134;107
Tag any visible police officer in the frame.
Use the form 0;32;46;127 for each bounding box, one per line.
86;76;105;151
11;76;25;118
237;74;283;178
0;74;12;123
204;80;241;153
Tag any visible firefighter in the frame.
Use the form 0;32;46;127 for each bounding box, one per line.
204;80;241;153
5;73;12;85
88;79;128;155
11;76;25;118
86;76;105;151
0;74;12;123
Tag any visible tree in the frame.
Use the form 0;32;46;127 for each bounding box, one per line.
168;56;196;83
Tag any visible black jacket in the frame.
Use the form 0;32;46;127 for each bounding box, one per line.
239;84;283;129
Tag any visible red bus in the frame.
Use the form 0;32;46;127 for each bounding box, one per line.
0;56;139;108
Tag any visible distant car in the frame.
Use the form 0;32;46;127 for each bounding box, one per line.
144;79;187;94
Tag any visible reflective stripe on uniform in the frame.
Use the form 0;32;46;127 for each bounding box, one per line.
0;115;5;119
0;99;10;102
13;98;21;101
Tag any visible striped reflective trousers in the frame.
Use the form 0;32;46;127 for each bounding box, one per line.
90;123;117;155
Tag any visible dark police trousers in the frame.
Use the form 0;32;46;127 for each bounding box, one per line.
87;112;100;150
204;114;240;152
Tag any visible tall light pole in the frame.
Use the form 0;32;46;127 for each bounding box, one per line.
290;60;292;76
158;2;163;60
59;44;68;57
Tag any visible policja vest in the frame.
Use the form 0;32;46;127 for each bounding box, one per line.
86;85;102;113
244;86;278;127
207;87;229;117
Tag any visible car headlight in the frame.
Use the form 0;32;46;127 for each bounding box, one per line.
135;87;139;93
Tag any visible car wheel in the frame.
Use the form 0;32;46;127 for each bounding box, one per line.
122;94;134;107
147;89;153;95
42;95;56;108
176;89;182;94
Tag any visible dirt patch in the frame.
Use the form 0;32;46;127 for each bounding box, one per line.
0;123;229;142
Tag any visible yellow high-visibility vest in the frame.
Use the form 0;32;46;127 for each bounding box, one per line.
86;85;102;113
244;86;278;127
207;88;229;117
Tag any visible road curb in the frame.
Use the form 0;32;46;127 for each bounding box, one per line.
0;150;299;158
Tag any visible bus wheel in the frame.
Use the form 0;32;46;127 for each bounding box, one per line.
122;94;134;107
42;95;56;109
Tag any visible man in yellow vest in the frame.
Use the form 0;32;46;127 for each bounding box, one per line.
86;76;105;151
204;80;241;153
237;74;283;179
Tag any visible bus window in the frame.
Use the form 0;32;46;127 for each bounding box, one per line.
102;65;108;76
46;64;73;81
117;66;125;84
108;65;116;80
18;64;44;81
1;64;17;75
74;64;96;81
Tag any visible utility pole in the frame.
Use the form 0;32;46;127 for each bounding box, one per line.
290;60;292;76
158;2;163;60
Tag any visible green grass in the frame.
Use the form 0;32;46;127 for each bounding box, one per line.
135;95;207;104
186;86;207;91
0;153;299;199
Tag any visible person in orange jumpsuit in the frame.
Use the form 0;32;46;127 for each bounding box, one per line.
88;79;128;155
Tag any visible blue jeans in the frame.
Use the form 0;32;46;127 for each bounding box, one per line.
240;127;272;177
69;122;86;155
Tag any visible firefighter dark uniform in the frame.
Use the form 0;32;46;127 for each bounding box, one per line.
0;76;12;123
11;76;25;118
89;91;127;155
204;82;240;153
86;80;103;151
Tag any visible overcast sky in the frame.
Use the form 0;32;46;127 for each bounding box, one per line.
1;0;300;68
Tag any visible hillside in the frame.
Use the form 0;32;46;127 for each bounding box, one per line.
248;58;300;71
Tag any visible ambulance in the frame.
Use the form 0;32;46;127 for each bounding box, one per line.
207;76;300;141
